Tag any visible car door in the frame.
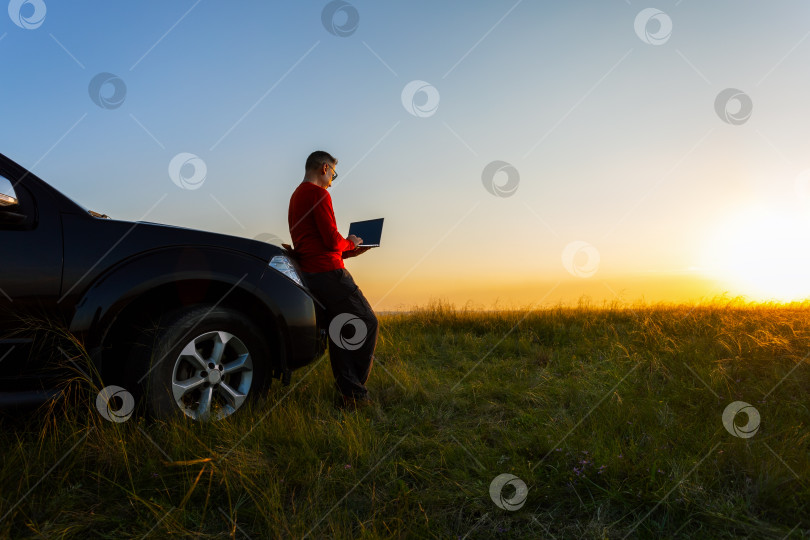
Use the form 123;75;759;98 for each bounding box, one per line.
0;170;64;389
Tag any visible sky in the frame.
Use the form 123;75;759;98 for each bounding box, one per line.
2;0;810;311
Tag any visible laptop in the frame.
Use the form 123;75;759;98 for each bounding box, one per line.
348;218;384;247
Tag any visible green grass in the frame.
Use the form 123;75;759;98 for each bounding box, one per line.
0;297;808;538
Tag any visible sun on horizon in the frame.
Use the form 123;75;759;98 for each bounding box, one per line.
699;204;810;304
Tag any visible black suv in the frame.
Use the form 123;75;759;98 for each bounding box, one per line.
0;152;326;421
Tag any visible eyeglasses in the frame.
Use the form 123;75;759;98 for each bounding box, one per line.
325;163;338;180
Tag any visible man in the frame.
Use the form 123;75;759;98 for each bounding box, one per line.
287;150;378;410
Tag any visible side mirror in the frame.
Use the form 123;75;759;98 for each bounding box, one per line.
0;206;26;226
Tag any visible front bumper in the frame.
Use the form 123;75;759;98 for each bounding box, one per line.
254;263;326;371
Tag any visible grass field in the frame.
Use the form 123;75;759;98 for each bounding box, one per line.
0;298;808;539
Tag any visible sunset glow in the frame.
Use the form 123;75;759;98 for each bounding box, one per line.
2;2;810;311
701;205;810;303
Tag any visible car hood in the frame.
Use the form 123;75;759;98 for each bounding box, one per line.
125;219;285;260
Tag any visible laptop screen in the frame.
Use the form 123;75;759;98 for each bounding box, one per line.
348;218;384;246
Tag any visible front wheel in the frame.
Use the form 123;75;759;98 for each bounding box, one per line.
133;305;271;421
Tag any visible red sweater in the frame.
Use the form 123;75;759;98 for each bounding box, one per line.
288;181;355;273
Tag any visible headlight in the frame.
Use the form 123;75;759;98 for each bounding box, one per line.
269;255;304;287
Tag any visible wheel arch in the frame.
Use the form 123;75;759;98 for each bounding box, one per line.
98;279;287;387
67;249;291;385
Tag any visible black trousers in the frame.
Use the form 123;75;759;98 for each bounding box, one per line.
300;267;378;399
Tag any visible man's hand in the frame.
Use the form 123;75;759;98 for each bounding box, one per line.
347;234;363;248
343;245;373;259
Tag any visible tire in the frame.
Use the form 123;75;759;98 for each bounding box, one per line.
132;304;271;421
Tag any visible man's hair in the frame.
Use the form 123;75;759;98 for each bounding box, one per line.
305;151;337;172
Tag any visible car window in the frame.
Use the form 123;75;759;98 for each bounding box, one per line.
0;175;19;207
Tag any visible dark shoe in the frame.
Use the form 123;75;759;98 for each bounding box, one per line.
335;393;373;411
